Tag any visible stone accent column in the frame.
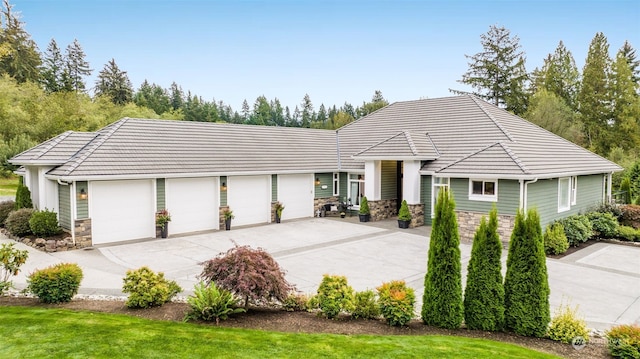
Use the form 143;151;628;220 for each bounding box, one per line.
219;205;229;230
407;203;425;228
455;210;515;244
368;199;398;221
73;218;92;248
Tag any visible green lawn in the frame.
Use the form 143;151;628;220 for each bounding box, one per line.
0;307;559;358
0;176;18;197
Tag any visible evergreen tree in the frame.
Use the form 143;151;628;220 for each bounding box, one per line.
620;40;640;85
523;89;584;146
64;39;91;93
531;41;580;110
271;98;284;126
241;99;250;122
94;58;133;105
290;105;301;127
421;189;463;329
134;80;172;116
169;82;184;110
341;102;357;120
0;0;41;83
610;49;640;151
301;93;314;128
283;106;292;126
14;181;32;209
577;32;612;154
463;207;504;331
316;103;327;125
504;209;550;337
358;90;389;117
251;95;270;125
452;25;529;115
40;38;67;93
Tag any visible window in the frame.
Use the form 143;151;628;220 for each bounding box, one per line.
348;174;365;207
558;177;571;212
468;179;498;202
333;173;339;196
432;177;450;218
571;176;577;205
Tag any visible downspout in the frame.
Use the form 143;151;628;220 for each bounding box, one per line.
607;172;613;203
523;178;538;213
56;179;75;244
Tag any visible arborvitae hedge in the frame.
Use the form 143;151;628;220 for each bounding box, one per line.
421;189;463;329
504;209;550;337
14;182;33;210
463;207;505;331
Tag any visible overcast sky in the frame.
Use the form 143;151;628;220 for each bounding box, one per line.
13;0;640;111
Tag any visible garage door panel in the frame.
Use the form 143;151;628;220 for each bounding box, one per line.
166;177;218;234
227;176;270;226
278;174;314;220
91;180;154;245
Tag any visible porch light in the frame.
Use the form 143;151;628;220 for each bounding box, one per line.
315;178;321;185
221;182;227;191
79;188;88;200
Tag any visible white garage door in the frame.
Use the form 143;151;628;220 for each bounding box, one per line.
227;175;270;227
166;177;218;234
277;174;314;220
91;180;154;245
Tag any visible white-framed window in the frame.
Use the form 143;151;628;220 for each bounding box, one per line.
432;177;450;218
348;174;365;208
468;179;498;202
558;177;571;212
571;176;577;205
333;173;339;196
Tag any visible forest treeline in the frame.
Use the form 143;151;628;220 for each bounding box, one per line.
0;1;638;182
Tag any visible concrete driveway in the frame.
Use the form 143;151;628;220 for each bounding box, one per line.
2;217;639;331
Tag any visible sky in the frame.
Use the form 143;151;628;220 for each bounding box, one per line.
12;0;640;112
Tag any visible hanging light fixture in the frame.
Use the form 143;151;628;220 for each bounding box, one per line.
79;188;88;200
315;177;321;185
221;182;227;191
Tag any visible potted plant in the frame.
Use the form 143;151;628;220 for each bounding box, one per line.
359;196;370;222
397;200;411;229
274;202;284;223
223;209;234;230
155;209;171;238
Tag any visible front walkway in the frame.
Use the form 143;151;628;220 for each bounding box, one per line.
2;217;638;331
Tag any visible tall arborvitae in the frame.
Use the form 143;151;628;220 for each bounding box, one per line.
421;189;463;329
504;209;550;337
464;207;505;331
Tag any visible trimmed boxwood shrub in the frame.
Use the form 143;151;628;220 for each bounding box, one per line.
555;215;593;246
122;266;181;308
587;211;619;238
29;209;62;237
5;208;35;237
27;263;83;303
607;324;640;359
0;200;15;226
544;223;569;255
377;280;415;326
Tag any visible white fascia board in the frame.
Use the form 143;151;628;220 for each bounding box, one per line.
11;160;65;166
352;156;438;161
419;170;618;180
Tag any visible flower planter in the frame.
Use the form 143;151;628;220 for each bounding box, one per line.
359;214;370;222
275;215;281;223
159;224;168;238
225;218;232;231
397;220;410;229
340;213;346;218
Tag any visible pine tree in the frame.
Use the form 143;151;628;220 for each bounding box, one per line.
301;94;314;128
421;189;463;329
577;32;612;154
358;90;389;117
241;99;250;122
620;41;640;85
271;98;284;126
40;38;66;93
463;207;504;331
65;39;91;93
0;0;41;83
504;209;550;337
610;48;640;151
94;58;133;105
14;181;32;209
451;25;529;115
169;82;184;110
251;95;270;126
531;41;580;110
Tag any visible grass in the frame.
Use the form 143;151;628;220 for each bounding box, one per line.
0;307;560;358
0;176;18;197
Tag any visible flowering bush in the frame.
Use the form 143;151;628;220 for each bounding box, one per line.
377;280;415;326
155;209;171;228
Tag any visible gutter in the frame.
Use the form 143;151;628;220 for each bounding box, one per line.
522;178;538;212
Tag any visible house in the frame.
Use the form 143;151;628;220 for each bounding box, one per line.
10;95;621;246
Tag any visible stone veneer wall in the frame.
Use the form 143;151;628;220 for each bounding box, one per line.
314;196;341;216
219;205;230;229
74;218;93;248
407;203;425;228
368;199;398;221
456;210;515;244
1;218;93;252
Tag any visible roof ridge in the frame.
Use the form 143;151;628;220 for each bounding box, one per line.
403;130;418;155
62;118;129;175
353;131;405;156
436;142;499;172
497;142;530;174
31;131;73;160
425;132;441;157
469;95;515;142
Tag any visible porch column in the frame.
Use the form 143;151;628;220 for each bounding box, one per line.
364;160;381;200
403;160;421;204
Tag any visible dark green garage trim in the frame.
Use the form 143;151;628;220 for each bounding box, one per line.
57;183;71;230
156;178;165;211
76;181;88;219
421;175;432;225
272;174;278;202
381;161;397;200
220;176;227;206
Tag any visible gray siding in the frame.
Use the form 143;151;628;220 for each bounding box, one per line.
450;178;520;215
156;178;165;210
58;184;71;230
76;181;88;219
421;175;432;225
272;174;278;201
381;161;397;200
528;174;604;228
314;172;333;198
220;176;227;206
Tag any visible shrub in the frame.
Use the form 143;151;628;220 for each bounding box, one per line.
122;266;181;308
547;302;589;344
587;211;619;238
378;280;415;326
14;182;32;209
0;200;15;226
621;205;640;229
5;208;35;237
27;263;83;303
617;226;640;242
620;177;633;204
184;282;245;324
0;242;28;295
282;292;311;312
464;208;505;331
29;209;62;237
398;200;411;221
544;223;569;255
352;289;380;320
200;245;293;308
313;274;354;319
555;215;593;246
607;324;640;359
422;189;463;329
359;196;370;215
592;202;623;219
504;209;550;338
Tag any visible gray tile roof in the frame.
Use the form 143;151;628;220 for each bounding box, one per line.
352;130;440;160
11;131;96;164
